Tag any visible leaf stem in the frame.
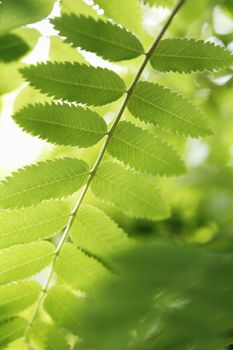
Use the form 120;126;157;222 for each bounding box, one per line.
24;0;186;342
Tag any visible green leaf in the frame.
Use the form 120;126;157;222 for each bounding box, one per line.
56;244;110;291
49;35;85;62
150;38;233;73
13;103;108;148
0;317;27;348
44;286;83;335
61;0;98;18
0;158;89;209
76;241;233;350
0;201;71;249
52;15;144;62
71;205;130;262
0;61;24;96
20;62;126;106
0;0;55;35
143;0;175;6
30;321;70;350
91;161;170;221
0;34;29;63
0;241;54;286
128;81;212;137
95;0;143;38
108;121;186;176
0;281;41;320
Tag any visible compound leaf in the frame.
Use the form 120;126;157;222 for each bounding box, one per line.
0;158;89;209
108;121;186;176
13;103;107;148
0;241;54;286
128;81;212;137
0;201;71;249
150;38;233;73
91;161;170;221
20;62;126;106
52;14;144;61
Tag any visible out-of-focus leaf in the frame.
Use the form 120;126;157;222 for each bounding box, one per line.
0;34;29;63
0;0;55;35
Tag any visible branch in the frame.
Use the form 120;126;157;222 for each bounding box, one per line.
24;0;186;342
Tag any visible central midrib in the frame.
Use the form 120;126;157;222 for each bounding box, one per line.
113;133;175;169
61;25;142;54
19;117;106;135
0;172;88;201
31;74;125;92
133;93;204;130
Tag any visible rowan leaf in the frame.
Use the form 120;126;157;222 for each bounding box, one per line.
71;205;130;262
127;81;212;137
0;158;89;209
52;14;144;62
143;0;175;6
55;244;110;291
0;201;71;249
108;121;186;176
91;161;170;221
0;281;41;320
30;321;70;350
0;241;54;286
44;286;83;335
95;0;143;38
0;34;29;63
150;38;233;73
20;62;126;106
13;103;108;148
0;317;27;348
0;0;55;35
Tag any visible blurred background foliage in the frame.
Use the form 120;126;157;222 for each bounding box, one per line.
0;0;233;348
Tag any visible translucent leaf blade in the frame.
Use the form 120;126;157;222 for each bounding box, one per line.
0;201;71;249
0;241;54;286
20;62;126;106
150;38;233;73
95;0;143;38
0;0;55;35
44;286;83;335
30;321;70;350
56;244;110;291
128;81;212;137
52;14;144;61
0;317;27;348
91;161;170;221
0;158;89;209
71;205;130;262
13;103;108;147
0;281;41;320
108;121;186;176
0;34;29;63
